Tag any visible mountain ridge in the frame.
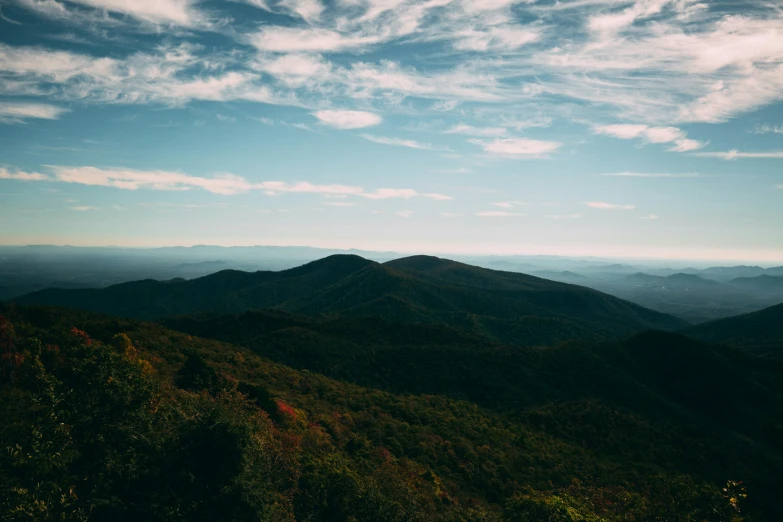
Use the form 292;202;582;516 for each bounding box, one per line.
14;254;687;346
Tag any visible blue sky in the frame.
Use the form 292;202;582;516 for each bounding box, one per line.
0;0;782;261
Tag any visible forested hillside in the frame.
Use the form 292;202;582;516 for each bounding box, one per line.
2;305;780;521
683;303;783;356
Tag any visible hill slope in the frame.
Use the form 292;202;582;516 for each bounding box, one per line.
683;302;783;355
3;305;781;520
14;255;687;346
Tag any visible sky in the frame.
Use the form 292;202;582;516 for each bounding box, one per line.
0;0;782;262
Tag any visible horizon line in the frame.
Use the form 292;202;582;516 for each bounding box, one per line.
1;242;782;266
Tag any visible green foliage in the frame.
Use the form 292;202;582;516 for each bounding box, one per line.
1;306;779;521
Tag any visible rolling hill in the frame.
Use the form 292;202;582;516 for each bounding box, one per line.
730;274;783;293
13;254;687;347
683;302;783;355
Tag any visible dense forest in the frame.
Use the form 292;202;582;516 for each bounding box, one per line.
2;304;781;521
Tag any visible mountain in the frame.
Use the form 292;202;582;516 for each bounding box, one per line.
14;255;687;346
683;302;783;355
699;265;767;281
528;270;590;284
730;274;783;293
664;273;721;288
624;272;664;285
3;305;781;520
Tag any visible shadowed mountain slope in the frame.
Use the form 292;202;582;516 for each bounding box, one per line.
730;274;783;293
683;303;783;356
15;254;686;346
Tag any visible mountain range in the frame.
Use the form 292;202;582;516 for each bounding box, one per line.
13;255;686;347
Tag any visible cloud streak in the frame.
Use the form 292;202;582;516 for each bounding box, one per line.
592;123;706;152
0;101;69;123
6;165;453;201
468;137;561;157
693;150;783;160
585;201;636;210
313;110;381;129
360;134;442;150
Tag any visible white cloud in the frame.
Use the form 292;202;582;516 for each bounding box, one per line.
592;123;649;140
475;210;524;217
444;123;507;137
547;213;583;219
754;124;783;135
693;150;783;160
441;212;464;217
14;165;452;201
669;138;706;152
324;201;356;207
0;167;48;181
395;210;414;218
592;123;707;151
280;0;325;22
468;137;561;157
360;188;451;200
257;53;332;87
360;134;440;150
51;166;258;195
585;201;636;210
70;205;99;211
0;101;69;123
0;43;282;108
492;201;525;208
249;27;381;53
62;0;202;26
640;214;659;220
313;109;381;129
600;172;702;178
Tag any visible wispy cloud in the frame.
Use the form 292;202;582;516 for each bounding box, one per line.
754;124;783;135
70;205;99;211
475;211;525;217
444;124;507;137
323;202;355;207
492;201;526;208
547;213;583;219
313;110;382;129
395;210;414;218
0;167;48;181
12;165;453;201
0;102;69;124
585;201;636;210
600;172;702;178
55;0;204;26
640;214;659;220
693;150;783;160
360;134;442;150
441;212;464;218
468;138;561;157
592;123;706;151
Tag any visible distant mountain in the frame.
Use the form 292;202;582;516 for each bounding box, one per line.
624;272;665;285
529;270;590;284
14;254;687;346
683;303;783;355
664;273;721;288
699;265;767;281
730;274;783;293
